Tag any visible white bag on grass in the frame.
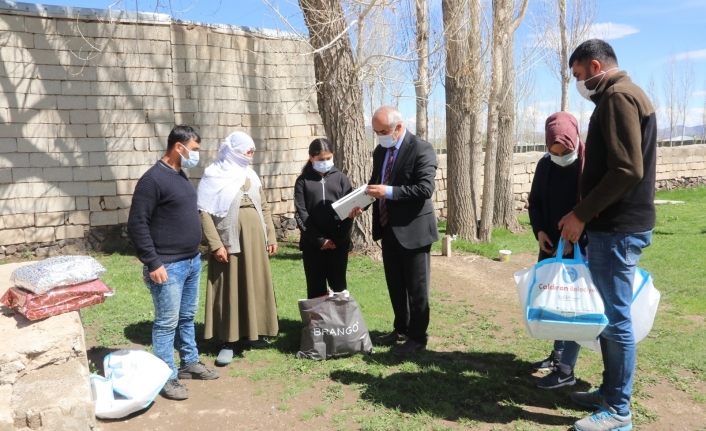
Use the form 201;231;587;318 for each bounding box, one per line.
91;349;171;419
578;268;660;352
515;241;608;341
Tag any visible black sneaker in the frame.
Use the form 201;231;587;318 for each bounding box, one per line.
536;368;576;389
177;361;219;380
531;353;557;371
391;339;426;356
374;331;407;346
160;378;188;400
238;337;270;350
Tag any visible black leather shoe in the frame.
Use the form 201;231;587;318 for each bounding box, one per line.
374;331;407;346
237;337;270;350
392;339;426;355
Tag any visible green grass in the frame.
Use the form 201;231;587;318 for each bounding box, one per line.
433;214;537;258
80;187;706;430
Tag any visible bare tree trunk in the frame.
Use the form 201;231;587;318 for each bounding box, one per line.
479;1;507;242
494;30;521;231
559;0;569;111
677;60;694;145
664;60;677;144
479;0;527;242
533;0;594;112
469;0;484;223
442;0;477;240
414;0;429;140
299;0;375;250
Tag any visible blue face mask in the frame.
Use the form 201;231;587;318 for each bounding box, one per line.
313;159;334;173
179;143;199;169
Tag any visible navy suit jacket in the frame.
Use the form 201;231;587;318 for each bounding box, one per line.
368;131;439;249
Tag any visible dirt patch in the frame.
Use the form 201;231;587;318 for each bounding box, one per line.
91;251;705;430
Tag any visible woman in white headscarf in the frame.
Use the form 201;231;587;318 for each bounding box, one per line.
198;131;278;366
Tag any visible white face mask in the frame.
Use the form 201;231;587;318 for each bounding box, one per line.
575;67;618;101
377;133;396;148
312;159;334;173
232;152;252;167
178;143;199;169
550;149;579;167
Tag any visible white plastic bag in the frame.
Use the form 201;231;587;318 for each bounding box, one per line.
10;255;106;294
517;241;608;341
578;268;660;351
91;349;171;419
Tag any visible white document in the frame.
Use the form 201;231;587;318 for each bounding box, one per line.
331;184;376;220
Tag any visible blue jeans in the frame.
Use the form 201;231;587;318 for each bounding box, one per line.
587;230;652;416
144;255;201;379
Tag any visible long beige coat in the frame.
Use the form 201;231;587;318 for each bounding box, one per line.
201;181;278;342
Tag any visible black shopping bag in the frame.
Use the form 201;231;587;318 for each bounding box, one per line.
296;291;373;360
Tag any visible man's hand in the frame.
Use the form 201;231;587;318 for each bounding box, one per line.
561;238;573;256
558;211;585;243
213;246;229;264
266;243;278;255
537;231;554;254
366;184;387;199
149;265;168;284
321;239;337;250
348;207;363;219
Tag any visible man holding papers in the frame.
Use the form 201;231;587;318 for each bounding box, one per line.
352;106;438;355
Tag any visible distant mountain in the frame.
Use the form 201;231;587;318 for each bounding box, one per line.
658;125;705;140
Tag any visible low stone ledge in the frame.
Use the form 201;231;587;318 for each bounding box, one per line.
0;263;96;431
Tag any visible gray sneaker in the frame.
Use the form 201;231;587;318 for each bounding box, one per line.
177;361;219;380
160;378;188;400
215;345;234;366
574;405;632;431
570;389;604;409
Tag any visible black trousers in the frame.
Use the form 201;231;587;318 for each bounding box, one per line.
302;243;349;299
381;227;431;345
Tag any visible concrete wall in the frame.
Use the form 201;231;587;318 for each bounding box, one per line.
1;3;705;256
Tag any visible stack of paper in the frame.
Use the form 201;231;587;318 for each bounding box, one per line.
331;185;376;220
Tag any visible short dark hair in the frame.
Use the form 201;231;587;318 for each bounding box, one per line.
569;39;618;68
167;125;201;150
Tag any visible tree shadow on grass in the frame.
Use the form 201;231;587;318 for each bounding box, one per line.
122;320;230;355
86;346;125;376
123;320;152;346
330;349;591;428
267;318;305;354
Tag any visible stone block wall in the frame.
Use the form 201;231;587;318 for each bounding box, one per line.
168;24;324;217
0;2;323;255
0;262;95;431
432;144;706;219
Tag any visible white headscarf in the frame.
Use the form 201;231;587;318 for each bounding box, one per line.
197;131;261;217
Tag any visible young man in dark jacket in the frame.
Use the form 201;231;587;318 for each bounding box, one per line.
127;125;218;400
559;39;656;431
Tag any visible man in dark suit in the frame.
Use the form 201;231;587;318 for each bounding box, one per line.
360;105;439;354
